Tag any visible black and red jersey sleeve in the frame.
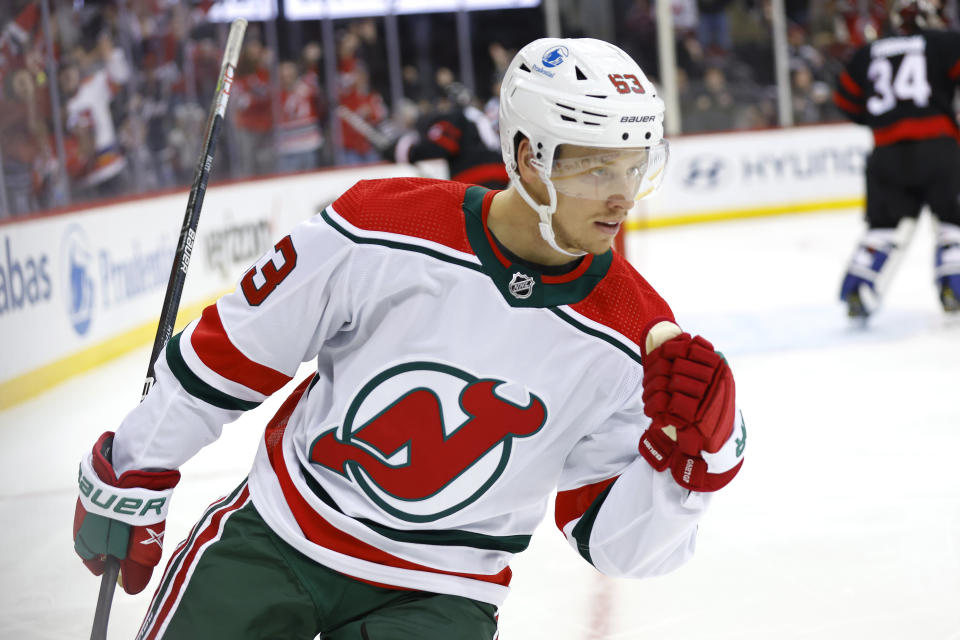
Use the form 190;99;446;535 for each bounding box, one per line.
834;47;870;125
407;114;467;163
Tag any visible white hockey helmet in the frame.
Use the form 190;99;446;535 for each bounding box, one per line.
499;38;668;255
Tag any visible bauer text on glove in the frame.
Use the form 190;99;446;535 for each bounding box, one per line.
74;431;180;594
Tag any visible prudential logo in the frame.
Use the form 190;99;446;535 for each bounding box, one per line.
61;225;95;336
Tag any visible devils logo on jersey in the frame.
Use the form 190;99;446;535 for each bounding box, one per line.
310;362;547;522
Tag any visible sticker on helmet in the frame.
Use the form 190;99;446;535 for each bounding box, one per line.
541;46;569;68
608;73;645;94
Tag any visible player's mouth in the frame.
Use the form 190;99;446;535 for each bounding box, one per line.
594;220;622;236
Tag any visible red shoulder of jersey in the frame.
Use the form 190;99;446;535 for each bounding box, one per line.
330;177;475;255
569;251;675;351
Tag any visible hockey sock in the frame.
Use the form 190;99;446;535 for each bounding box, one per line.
839;218;917;319
935;222;960;312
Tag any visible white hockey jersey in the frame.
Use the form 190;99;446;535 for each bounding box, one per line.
113;178;741;607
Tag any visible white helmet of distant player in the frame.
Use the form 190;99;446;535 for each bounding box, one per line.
499;38;668;255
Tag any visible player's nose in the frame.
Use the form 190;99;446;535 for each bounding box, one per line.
606;194;635;212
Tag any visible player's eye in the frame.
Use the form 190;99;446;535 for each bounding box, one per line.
590;166;612;179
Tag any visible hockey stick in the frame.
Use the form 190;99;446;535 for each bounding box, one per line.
88;18;247;640
335;104;394;150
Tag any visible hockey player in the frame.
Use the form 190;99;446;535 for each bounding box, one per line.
73;38;746;639
388;82;510;190
833;0;960;318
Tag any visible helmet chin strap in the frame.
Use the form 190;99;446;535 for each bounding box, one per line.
516;173;587;259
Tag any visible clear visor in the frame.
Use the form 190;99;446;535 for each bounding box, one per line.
549;141;669;203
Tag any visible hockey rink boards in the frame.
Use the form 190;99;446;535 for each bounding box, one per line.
1;209;958;639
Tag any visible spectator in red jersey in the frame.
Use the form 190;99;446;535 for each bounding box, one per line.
338;65;387;165
232;40;274;177
275;60;324;173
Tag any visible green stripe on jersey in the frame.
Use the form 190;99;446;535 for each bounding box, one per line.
301;464;531;553
360;518;531;553
320;209;483;273
570;484;615;566
323;193;638;361
548;308;643;366
166;332;261;411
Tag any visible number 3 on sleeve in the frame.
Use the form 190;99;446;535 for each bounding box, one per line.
241;235;298;305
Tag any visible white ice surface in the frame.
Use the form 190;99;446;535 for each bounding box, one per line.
1;210;958;639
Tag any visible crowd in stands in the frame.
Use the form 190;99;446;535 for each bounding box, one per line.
613;0;899;132
0;0;939;219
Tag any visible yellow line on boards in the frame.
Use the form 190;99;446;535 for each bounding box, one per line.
0;296;222;412
625;197;863;231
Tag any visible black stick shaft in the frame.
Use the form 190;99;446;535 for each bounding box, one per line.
88;18;247;640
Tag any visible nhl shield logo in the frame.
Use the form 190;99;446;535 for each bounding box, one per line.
508;272;535;299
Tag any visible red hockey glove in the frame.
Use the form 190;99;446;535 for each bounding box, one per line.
637;320;743;491
640;320;736;453
638;413;745;492
73;432;180;595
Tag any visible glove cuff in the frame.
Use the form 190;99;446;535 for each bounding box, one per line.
701;410;746;474
671;410;747;492
78;432;179;527
90;431;180;491
671;455;744;492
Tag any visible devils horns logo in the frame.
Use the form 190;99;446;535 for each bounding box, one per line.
310;362;547;522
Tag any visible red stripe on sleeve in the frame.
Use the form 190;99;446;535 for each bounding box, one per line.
873;114;960;146
949;59;960;80
450;163;509;188
832;91;863;115
427;121;462;155
839;70;863;97
190;304;292;395
554;476;619;532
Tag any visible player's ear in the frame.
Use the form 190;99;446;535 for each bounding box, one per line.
515;138;543;187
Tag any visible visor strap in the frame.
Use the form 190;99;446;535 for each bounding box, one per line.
534;173;587;258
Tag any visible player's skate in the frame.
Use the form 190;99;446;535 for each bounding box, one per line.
839;220;915;321
935;222;960;313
